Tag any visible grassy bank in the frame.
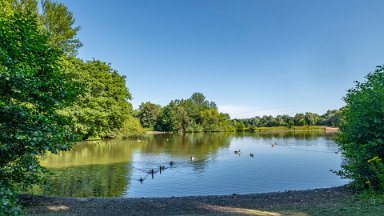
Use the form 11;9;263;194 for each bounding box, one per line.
251;125;326;132
20;186;384;216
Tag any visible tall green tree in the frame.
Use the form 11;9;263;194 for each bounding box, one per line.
305;112;319;126
156;101;179;132
338;66;384;191
0;8;79;214
294;113;306;126
5;0;82;56
190;92;206;107
41;0;82;55
137;102;161;129
60;58;134;139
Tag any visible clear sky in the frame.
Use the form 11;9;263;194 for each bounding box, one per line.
57;0;384;118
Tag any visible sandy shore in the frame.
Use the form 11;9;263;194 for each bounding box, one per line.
324;127;339;133
21;186;354;216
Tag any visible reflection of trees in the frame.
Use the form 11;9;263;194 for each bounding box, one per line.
33;132;340;197
139;133;232;171
31;163;131;197
40;139;142;168
141;133;231;157
36;139;141;197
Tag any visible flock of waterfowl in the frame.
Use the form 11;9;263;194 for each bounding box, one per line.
136;146;259;184
233;149;256;157
134;139;339;184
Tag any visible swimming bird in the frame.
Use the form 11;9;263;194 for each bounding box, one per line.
169;161;175;166
272;142;278;148
234;149;241;154
191;156;195;161
250;153;254;157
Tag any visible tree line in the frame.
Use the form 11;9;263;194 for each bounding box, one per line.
232;109;341;131
136;93;342;133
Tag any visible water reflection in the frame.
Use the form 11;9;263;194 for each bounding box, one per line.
31;131;347;198
30;163;131;197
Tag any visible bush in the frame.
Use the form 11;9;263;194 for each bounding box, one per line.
0;183;20;216
120;116;146;137
337;65;384;191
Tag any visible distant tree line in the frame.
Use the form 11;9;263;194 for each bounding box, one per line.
232;109;341;131
136;93;341;133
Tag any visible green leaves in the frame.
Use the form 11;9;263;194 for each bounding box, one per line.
137;102;161;129
0;10;79;214
155;93;233;133
338;65;384;191
60;58;138;139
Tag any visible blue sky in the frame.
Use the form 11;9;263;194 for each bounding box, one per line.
58;0;384;118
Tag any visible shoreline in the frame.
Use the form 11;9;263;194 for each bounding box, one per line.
21;185;362;216
145;126;339;135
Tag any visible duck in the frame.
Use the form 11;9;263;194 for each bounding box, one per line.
250;153;254;157
234;149;241;154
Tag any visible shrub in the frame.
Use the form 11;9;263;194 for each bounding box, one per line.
337;65;384;191
0;183;20;216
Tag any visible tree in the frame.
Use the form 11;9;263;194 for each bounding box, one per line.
294;113;306;126
0;9;79;214
41;0;82;55
6;0;38;15
60;58;135;139
282;115;294;127
260;115;276;127
338;66;384;191
156;101;179;132
190;92;206;106
5;0;82;56
137;102;161;129
320;109;342;127
304;112;318;126
177;106;190;133
275;115;286;126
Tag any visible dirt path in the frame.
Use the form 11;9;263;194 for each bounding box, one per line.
21;186;354;216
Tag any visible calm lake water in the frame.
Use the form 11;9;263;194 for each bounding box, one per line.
31;131;349;198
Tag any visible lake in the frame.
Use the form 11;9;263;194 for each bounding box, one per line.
31;131;349;198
